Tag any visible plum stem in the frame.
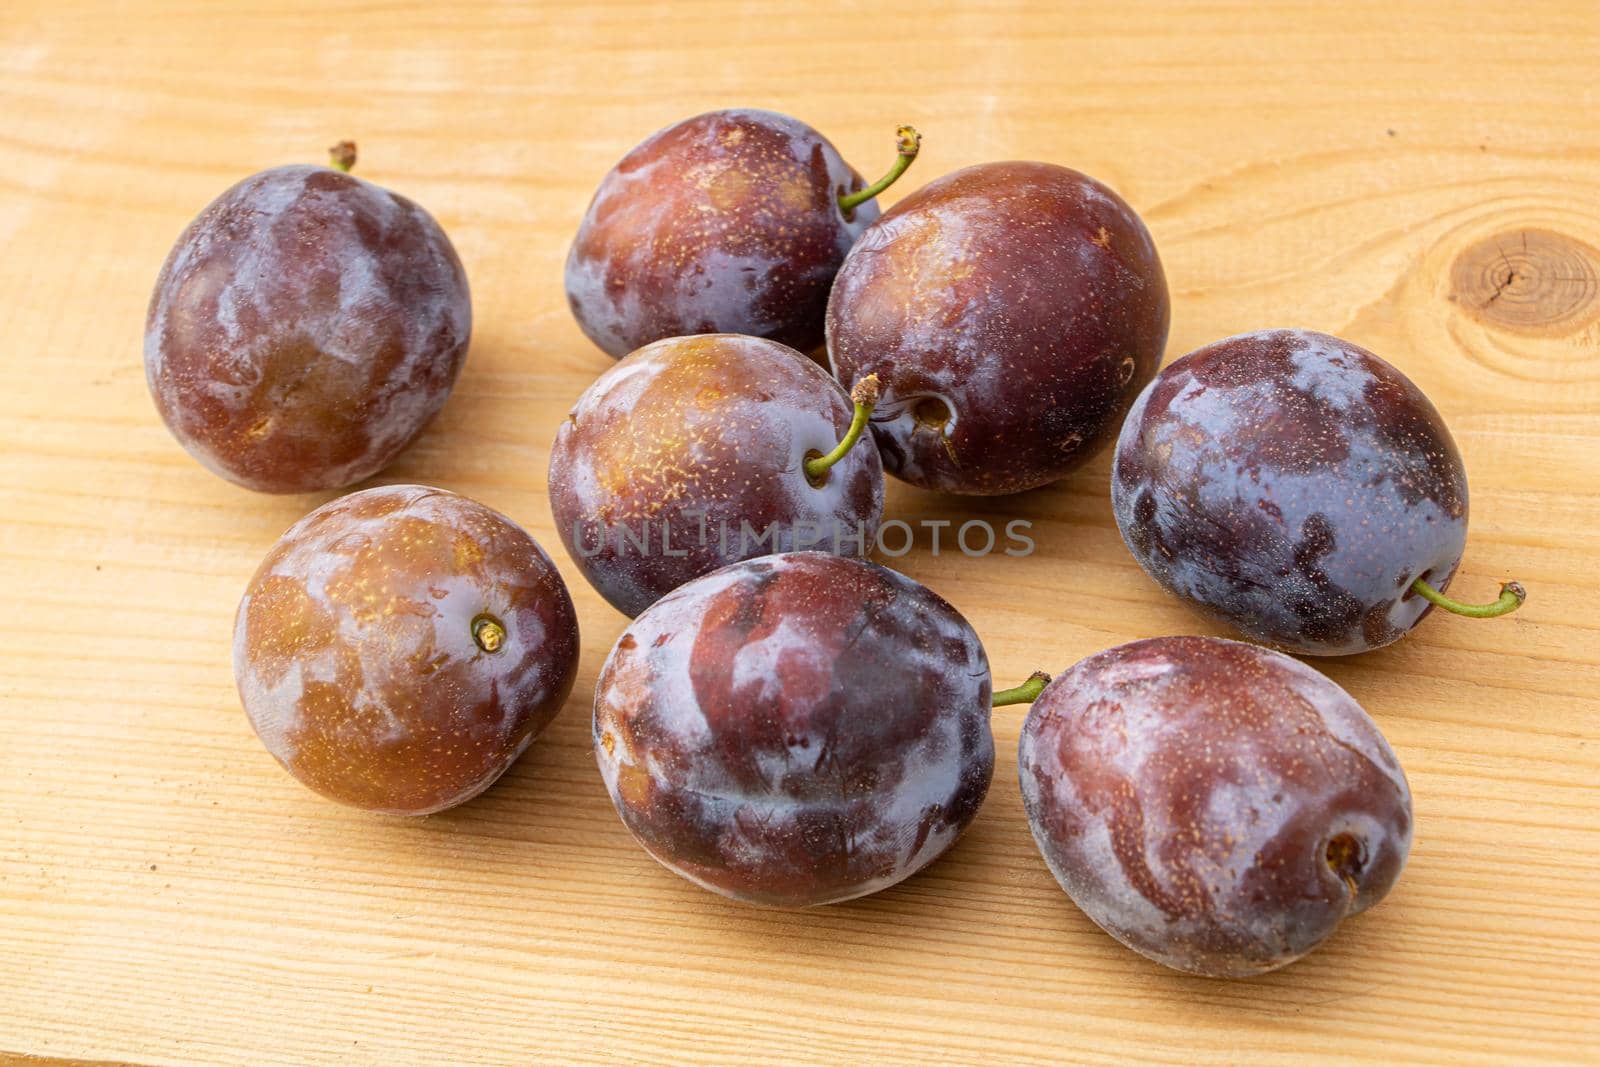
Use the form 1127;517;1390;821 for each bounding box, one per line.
992;671;1051;707
838;126;920;214
329;140;358;173
804;375;880;484
1411;577;1526;618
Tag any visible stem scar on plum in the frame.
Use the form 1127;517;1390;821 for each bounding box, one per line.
1325;832;1365;897
837;125;920;220
472;612;507;653
908;396;961;467
804;374;880;487
912;396;951;431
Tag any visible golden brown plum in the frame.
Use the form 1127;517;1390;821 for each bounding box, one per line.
593;552;994;906
1018;636;1412;978
826;161;1169;495
565;110;917;358
233;485;579;814
1112;329;1523;655
548;334;883;618
145;146;471;493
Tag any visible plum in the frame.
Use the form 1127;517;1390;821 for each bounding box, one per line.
826;161;1169;495
548;334;884;617
146;143;471;493
1112;329;1524;655
565;110;918;358
233;485;579;814
592;552;997;906
1018;636;1413;978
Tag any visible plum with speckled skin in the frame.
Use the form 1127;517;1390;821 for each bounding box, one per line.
1113;329;1469;655
549;334;883;618
594;552;994;906
233;485;579;814
1019;636;1412;978
146;160;471;493
565;110;883;359
826;161;1169;495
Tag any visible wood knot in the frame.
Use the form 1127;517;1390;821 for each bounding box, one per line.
1450;228;1599;334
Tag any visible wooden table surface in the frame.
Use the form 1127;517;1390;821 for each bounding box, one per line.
3;1;1598;1063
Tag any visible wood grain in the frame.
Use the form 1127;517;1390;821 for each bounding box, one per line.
2;1;1598;1063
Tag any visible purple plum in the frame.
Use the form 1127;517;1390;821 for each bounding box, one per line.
1019;635;1413;977
548;334;883;617
826;161;1169;494
146;144;470;493
1113;329;1522;655
593;552;993;906
565;110;918;358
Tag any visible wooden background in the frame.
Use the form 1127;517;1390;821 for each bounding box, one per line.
2;1;1597;1063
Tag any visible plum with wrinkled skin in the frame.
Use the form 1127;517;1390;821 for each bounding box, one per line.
594;552;993;907
548;334;883;618
233;485;579;814
1019;636;1412;978
826;161;1169;495
146;159;470;493
565;109;883;359
1113;329;1469;655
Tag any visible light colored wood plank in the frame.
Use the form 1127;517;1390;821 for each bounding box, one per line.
1;1;1597;1063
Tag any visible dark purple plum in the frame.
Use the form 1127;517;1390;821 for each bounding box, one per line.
146;144;471;493
565;110;918;359
826;161;1169;495
1113;329;1524;655
548;334;883;618
234;485;579;814
1019;636;1413;978
593;552;994;906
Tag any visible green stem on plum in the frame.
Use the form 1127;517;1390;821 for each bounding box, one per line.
804;375;880;485
329;141;358;173
992;671;1051;708
1411;577;1526;618
838;126;921;214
